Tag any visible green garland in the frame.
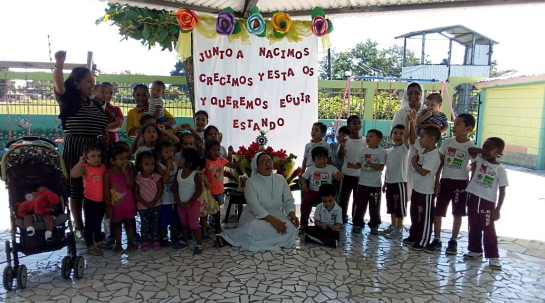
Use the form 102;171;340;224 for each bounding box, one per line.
96;3;180;51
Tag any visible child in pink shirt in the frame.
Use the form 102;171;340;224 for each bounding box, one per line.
134;151;163;251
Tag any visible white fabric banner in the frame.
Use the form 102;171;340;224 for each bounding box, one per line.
194;31;318;162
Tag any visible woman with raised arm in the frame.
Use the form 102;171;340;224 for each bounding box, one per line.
217;152;300;252
53;50;108;241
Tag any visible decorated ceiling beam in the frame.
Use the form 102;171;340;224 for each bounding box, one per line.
113;0;543;17
98;4;333;59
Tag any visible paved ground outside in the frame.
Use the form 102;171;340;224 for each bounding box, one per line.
0;165;542;302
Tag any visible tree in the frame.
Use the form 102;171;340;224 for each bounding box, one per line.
490;60;517;78
170;61;186;77
319;39;420;80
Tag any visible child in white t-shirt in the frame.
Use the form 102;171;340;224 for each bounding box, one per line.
304;184;343;248
300;146;343;229
425;113;476;255
463;137;508;270
382;124;410;239
404;112;441;251
302;122;331;174
347;129;386;235
338;115;365;223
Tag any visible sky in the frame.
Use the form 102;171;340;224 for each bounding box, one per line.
1;0;544;76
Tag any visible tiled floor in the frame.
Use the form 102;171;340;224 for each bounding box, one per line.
0;226;544;303
0;164;544;302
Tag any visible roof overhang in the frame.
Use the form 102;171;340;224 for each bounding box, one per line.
101;0;544;18
477;74;545;89
395;25;498;47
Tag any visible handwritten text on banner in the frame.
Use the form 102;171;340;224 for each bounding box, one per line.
194;31;318;160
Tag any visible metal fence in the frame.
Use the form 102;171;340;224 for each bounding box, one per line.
0;74;192;117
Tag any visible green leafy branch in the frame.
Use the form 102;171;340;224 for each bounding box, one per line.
96;3;180;51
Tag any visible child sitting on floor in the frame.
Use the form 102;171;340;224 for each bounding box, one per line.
304;184;343;248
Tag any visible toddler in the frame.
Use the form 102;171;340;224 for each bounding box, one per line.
134;151;163;251
149;80;168;123
203;139;243;233
156;141;182;248
464;137;508;270
174;148;205;254
304;184;343;248
416;93;448;136
70;142;109;256
104;145;137;253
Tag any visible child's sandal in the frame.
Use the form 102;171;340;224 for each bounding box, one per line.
95;242;111;250
216;235;227;248
87;246;104;256
124;245;138;253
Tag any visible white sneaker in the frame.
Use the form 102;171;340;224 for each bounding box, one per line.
489;258;502;270
463;251;483;259
384;228;403;239
380;225;394;235
26;226;35;237
75;229;85;244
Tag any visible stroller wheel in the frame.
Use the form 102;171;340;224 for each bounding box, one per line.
3;266;14;290
74;256;85;279
16;265;27;289
61;256;72;279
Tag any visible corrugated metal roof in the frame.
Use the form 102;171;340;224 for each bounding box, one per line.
477;73;545;89
396;25;498;46
104;0;543;17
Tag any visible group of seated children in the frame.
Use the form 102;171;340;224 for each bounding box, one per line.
300;93;508;270
69;110;243;256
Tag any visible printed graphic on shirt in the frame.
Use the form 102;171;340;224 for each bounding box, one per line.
312;172;329;187
109;186;124;205
363;154;379;171
209;165;224;180
91;173;103;182
416;155;423;167
165;179;174;193
475;163;496;188
331;212;337;222
445;147;466;170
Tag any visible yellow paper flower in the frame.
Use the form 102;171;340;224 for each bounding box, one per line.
271;12;292;34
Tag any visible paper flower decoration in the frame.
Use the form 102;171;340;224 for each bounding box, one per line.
311;15;328;37
246;7;266;37
176;8;199;32
216;10;236;35
271;12;293;38
311;7;333;37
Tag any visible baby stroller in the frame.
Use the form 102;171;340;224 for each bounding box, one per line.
1;136;84;290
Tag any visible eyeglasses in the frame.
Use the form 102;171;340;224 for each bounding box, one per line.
258;159;273;164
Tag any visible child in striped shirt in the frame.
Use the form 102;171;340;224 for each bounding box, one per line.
134;151;164;251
